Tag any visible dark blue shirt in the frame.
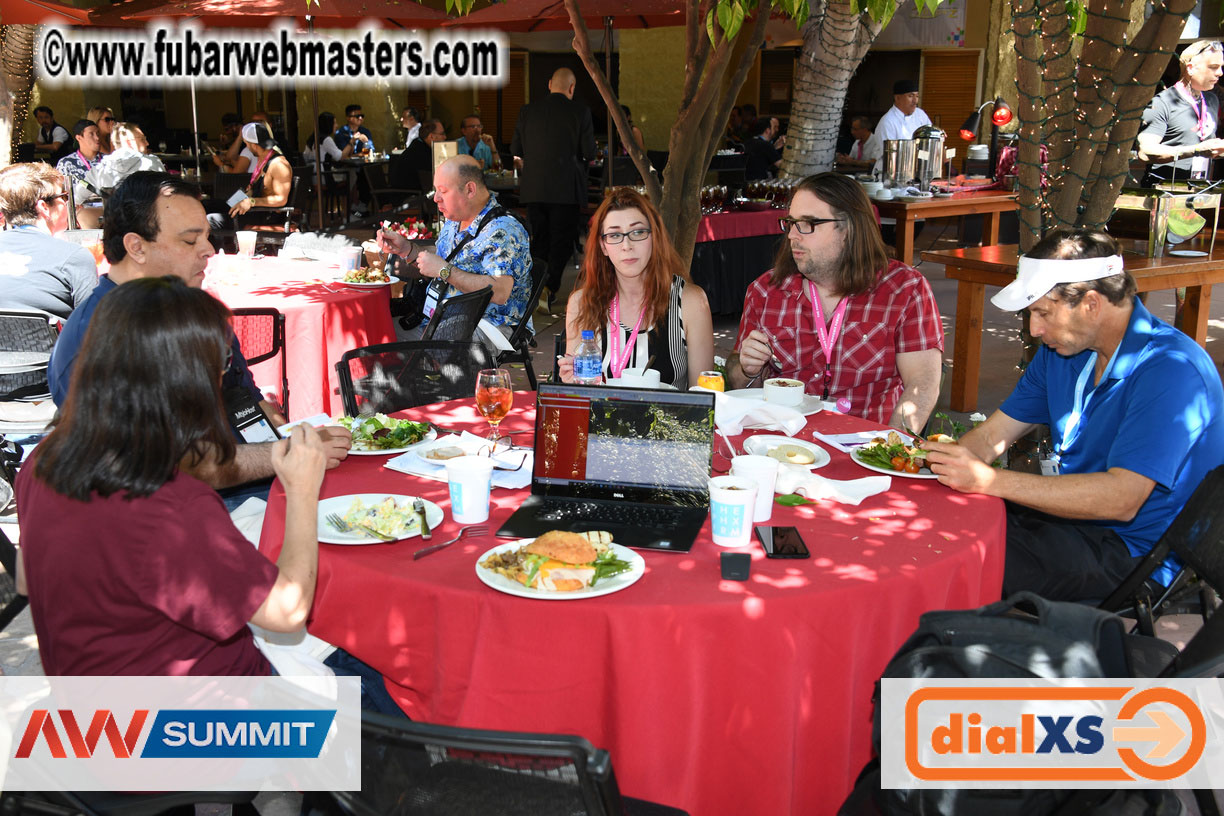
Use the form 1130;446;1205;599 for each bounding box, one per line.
334;125;374;153
49;275;263;409
1000;297;1224;584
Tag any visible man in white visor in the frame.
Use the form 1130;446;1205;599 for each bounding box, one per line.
923;228;1224;602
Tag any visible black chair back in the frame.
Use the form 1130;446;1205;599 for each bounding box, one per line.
213;171;249;206
330;712;623;816
599;156;643;190
0;310;58;401
493;259;548;389
231;308;288;417
335;340;494;416
420;286;494;343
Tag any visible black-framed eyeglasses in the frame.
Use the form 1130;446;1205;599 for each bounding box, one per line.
42;192;70;204
779;216;843;235
601;228;652;244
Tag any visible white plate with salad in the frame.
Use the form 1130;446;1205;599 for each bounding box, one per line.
318;494;443;544
335;414;436;455
849;431;940;480
475;540;644;600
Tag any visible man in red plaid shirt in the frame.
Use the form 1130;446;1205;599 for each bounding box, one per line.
727;173;944;429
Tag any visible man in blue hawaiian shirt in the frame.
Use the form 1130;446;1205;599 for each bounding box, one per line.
376;155;531;339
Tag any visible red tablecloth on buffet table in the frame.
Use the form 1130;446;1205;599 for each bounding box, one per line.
694;207;781;242
204;256;396;419
258;394;1005;815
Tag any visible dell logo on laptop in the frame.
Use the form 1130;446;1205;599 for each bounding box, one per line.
613;492;625;498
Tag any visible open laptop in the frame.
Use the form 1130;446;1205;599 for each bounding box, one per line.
496;382;715;552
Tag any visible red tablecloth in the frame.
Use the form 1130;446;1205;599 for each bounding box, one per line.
258;396;1005;815
694;208;782;242
204;256;396;419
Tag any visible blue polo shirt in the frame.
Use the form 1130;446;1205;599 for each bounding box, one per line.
457;137;493;168
1000;297;1224;585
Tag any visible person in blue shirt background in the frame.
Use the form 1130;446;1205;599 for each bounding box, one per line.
333;104;374;155
457;114;496;170
923;228;1224;602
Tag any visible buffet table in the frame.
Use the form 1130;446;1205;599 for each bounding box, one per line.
258;394;1006;814
874;190;1018;265
690;208;782;315
204;256;396;418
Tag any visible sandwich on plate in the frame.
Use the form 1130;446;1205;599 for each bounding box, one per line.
480;530;631;591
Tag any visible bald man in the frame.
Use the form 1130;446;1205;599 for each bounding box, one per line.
511;67;596;314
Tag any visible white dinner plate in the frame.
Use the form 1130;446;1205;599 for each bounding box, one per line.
603;378;678;390
1169;250;1209;258
742;435;830;469
725;388;824;417
345;422;436;456
318;494;443;544
337;277;394;288
850;450;940;480
475;540;645;600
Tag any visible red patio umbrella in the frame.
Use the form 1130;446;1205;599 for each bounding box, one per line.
443;0;683;32
1;0;94;25
88;0;450;27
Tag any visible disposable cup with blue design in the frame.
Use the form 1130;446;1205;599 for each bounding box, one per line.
708;475;758;548
446;456;495;524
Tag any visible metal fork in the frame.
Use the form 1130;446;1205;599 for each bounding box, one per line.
325;512;395;542
412;525;489;560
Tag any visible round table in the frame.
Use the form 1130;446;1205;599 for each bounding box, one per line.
258;394;1005;815
204;255;396;419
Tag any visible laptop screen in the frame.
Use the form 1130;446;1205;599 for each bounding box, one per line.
531;383;715;505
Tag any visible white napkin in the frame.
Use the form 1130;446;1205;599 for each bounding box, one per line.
384;431;532;489
774;465;891;506
476;319;516;352
694;386;806;436
810;429;891;453
228;497;338;677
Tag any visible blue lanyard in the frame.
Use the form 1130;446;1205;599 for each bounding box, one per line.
1057;346;1119;457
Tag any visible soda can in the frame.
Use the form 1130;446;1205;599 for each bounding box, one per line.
697;370;725;392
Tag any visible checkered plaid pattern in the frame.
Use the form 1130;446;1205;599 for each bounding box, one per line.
735;260;944;424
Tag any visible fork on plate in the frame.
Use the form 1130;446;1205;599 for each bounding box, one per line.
325;512;395;542
413;525;489;560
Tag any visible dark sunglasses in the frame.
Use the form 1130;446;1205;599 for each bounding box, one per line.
351;113;365;119
100;117;116;123
42;192;70;204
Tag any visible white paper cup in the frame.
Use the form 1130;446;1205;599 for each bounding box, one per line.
763;377;804;406
340;246;363;271
620;368;661;387
730;454;780;523
236;230;258;258
708;475;758;547
446;456;495;524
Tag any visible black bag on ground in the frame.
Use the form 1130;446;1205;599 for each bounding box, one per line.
838;592;1184;816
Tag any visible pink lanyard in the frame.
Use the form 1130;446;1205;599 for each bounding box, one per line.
75;151;92;171
1176;82;1213;139
608;295;647;379
249;150;274;185
855;142;862;160
807;281;849;400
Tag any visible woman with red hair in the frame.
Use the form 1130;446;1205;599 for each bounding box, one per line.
560;188;714;387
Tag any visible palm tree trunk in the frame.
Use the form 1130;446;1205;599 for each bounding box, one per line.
780;0;883;179
0;25;37;167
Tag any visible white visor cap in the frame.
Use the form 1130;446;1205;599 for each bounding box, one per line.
991;254;1125;311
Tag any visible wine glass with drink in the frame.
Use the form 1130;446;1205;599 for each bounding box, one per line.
475;368;514;454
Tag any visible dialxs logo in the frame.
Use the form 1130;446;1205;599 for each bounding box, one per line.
14;709;335;760
885;682;1217;787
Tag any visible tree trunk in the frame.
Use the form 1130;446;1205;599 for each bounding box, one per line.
0;25;37;168
565;0;772;269
779;0;883;179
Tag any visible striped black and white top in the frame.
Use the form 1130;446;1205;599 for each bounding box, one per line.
598;276;690;388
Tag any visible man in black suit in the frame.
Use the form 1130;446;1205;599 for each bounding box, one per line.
511;67;596;314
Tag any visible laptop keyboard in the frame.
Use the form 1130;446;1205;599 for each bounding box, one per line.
536;499;697;528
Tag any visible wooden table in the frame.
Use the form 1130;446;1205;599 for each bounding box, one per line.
874;190;1018;264
923;240;1224;412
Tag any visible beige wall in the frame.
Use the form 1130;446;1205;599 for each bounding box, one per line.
618;27;688;152
24;85;122;143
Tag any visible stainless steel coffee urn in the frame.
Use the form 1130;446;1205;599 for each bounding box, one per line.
881;140;916;188
912;125;947;191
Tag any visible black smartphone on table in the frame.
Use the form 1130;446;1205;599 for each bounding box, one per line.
755;525;810;558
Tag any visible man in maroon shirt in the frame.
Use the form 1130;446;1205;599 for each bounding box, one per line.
727;172;944;430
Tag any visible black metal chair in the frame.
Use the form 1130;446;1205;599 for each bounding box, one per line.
328;711;689;816
335;340;494;417
1099;464;1224;636
350;161;428;228
231;308;289;418
420;285;494;343
0;309;59;402
0;527;28;634
493;259;549;389
235;166;309;241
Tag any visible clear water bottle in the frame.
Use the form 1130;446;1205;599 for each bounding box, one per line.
573;330;603;385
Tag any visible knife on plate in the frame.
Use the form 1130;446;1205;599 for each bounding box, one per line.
413;498;431;540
